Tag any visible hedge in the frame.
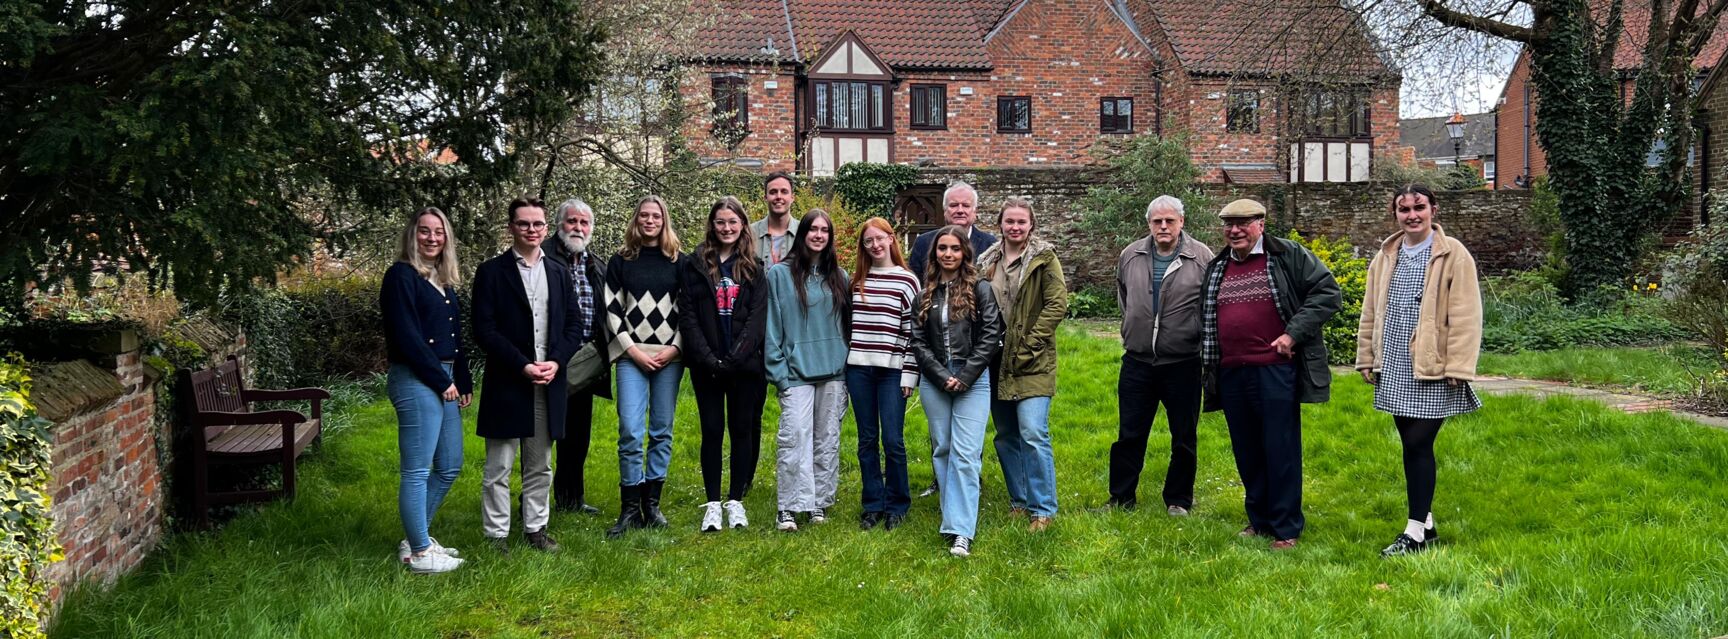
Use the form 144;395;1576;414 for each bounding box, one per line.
1;354;59;639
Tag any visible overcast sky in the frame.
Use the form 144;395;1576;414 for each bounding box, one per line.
1365;0;1529;119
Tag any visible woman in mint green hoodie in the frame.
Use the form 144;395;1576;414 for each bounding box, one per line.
764;209;850;532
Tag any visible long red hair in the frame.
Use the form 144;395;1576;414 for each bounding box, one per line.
848;217;906;293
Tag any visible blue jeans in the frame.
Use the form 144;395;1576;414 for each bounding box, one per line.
616;359;683;486
847;366;910;516
388;364;463;554
922;366;992;538
992;395;1057;517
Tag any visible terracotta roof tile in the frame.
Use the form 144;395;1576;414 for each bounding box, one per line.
1605;0;1728;71
694;0;800;63
789;0;995;69
695;0;1004;70
1142;0;1392;79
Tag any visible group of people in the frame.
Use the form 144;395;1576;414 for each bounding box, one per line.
380;172;1483;574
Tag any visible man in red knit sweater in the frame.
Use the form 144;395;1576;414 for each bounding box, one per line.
1199;199;1341;551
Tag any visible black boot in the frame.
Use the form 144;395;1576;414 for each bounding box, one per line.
643;479;670;528
605;483;642;539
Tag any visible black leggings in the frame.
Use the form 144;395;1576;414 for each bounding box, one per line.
1395;416;1445;522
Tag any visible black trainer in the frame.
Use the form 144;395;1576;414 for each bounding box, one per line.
860;511;883;530
883;513;905;531
1380;533;1426;557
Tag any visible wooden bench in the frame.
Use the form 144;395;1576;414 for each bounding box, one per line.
184;356;330;527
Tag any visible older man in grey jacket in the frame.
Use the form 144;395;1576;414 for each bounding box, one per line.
1105;195;1214;515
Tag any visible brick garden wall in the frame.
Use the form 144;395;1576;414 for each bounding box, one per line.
1279;183;1542;272
34;330;162;608
907;167;1540;289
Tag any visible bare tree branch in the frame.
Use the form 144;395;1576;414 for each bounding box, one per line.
1598;0;1626;74
1416;0;1538;41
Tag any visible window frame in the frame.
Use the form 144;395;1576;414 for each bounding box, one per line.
812;79;892;133
1298;88;1372;138
1100;97;1134;134
709;75;750;136
910;84;947;130
1226;90;1260;134
997;95;1032;134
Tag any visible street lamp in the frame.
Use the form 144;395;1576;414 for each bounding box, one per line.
1445;112;1467;169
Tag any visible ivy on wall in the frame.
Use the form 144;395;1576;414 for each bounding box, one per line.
0;355;60;639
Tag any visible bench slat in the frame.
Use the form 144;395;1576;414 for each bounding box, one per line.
208;420;319;456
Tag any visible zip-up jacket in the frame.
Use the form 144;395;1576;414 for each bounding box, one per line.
1117;232;1215;365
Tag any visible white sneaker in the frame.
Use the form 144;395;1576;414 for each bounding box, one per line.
404;550;463;574
399;537;460;560
810;508;828;524
776;510;798;531
723;500;748;529
700;501;723;533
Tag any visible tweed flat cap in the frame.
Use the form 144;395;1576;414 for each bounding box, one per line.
1218;199;1267;220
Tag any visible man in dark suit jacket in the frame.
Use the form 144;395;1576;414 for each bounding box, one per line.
472;197;584;553
907;181;999;281
545;198;611;515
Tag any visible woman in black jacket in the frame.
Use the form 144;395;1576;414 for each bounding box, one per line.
912;226;1003;558
677;197;770;532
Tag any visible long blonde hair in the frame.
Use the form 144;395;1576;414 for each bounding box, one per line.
620;194;682;261
397;207;461;289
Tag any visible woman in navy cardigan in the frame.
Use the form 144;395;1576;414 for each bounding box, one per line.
381;207;472;574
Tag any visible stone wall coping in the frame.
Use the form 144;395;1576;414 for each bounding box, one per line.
32;359;124;422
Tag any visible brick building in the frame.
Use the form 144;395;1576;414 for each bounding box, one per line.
1493;3;1728;191
683;0;1402;183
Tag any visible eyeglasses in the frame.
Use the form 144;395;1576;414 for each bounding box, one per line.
512;221;548;230
1221;217;1264;229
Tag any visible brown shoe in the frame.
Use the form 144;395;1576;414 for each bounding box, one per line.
1028;516;1053;533
1270;538;1298;551
1008;507;1029;519
1239;525;1268;538
524;529;560;552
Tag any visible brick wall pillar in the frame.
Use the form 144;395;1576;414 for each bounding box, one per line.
35;329;164;609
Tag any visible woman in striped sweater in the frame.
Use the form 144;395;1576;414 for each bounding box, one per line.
604;195;684;539
844;217;922;532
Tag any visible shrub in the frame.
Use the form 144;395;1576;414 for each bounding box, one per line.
218;274;388;388
1066;286;1120;319
742;184;863;270
834;163;920;220
1527;176;1567;284
1;355;60;639
1287;232;1367;365
1480;272;1687;352
1661;219;1728;356
1660;217;1728;403
1079;134;1216;250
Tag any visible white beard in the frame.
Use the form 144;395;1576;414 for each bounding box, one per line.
560;232;588;255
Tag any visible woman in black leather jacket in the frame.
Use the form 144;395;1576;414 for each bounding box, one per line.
911;226;1003;558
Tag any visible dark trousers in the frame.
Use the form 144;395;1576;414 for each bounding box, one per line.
1108;357;1202;508
552;390;596;507
847;365;911;516
1219;362;1304;540
691;370;768;502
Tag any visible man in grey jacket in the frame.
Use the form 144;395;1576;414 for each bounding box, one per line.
1106;195;1214;515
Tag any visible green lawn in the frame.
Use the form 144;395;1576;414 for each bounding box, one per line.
1478;345;1719;396
51;328;1728;638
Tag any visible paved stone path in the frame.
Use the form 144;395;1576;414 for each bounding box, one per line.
1331;366;1728;431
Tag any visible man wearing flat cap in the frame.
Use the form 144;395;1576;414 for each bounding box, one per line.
1199;199;1341;551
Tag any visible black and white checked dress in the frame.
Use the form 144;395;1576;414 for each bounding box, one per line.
1372;242;1482;419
